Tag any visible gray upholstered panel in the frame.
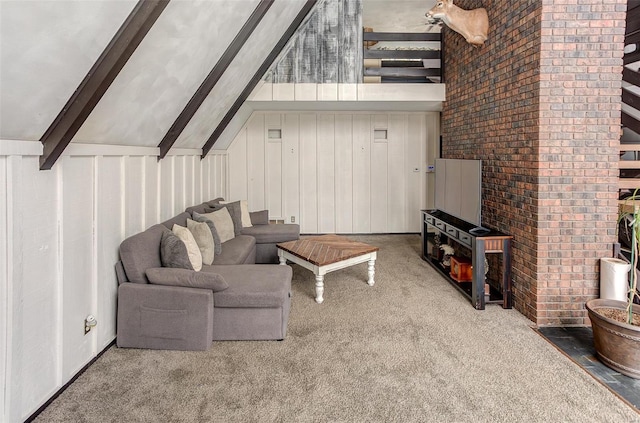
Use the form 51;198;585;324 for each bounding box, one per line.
119;224;167;284
117;283;213;350
185;203;212;215
211;306;289;341
161;212;191;229
211;235;256;265
211;264;292;308
241;223;299;244
146;267;228;292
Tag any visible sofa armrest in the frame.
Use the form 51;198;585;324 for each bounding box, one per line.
250;210;269;225
117;283;213;351
145;267;228;292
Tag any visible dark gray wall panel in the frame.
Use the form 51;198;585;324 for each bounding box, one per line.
267;0;362;84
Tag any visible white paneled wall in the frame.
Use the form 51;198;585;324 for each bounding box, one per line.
0;142;226;422
228;111;438;233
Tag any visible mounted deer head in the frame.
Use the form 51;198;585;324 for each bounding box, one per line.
426;0;489;47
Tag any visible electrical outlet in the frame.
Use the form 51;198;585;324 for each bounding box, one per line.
291;216;295;223
84;315;97;335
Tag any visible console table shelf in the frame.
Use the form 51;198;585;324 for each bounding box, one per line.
421;210;513;310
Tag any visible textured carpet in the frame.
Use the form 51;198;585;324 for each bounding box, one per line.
35;235;640;422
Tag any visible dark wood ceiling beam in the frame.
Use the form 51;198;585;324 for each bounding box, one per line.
158;0;274;159
39;0;169;170
201;0;318;158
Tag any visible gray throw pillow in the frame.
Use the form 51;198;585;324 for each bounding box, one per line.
250;210;269;225
160;230;194;270
192;211;222;255
187;219;215;265
146;267;228;292
210;201;242;236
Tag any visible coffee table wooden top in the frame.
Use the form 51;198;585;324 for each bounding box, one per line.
277;235;379;267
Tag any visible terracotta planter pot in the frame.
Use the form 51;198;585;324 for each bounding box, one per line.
585;298;640;379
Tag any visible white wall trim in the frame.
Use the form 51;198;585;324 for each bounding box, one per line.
0;140;43;156
64;143;159;157
165;148;202;156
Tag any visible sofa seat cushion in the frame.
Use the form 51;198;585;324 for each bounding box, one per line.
210;235;255;265
241;224;300;244
209;265;292;308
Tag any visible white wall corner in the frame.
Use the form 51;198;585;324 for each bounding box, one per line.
0;140;43;157
248;81;273;101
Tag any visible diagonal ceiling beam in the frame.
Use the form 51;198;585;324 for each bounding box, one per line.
158;0;274;159
201;0;318;158
39;0;170;170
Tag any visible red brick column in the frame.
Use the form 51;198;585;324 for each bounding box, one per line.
440;0;625;325
537;0;625;325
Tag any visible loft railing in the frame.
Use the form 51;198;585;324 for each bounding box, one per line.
362;31;442;83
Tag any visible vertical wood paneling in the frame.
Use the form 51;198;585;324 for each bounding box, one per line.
214;154;228;200
95;156;123;348
300;114;318;233
193;154;202;205
7;156;59;421
339;0;362;83
160;158;174;221
173;156;186;215
228;127;248;203
266;139;283;218
334;114;353;232
247;114;266;210
407;114;426;230
124;156;144;237
283;114;300;223
387;115;406;232
425;113;440;210
144;156;159;227
0;157;7;423
317;114;335;232
352;115;371;233
320;1;339;83
226;111;433;234
61;156;94;379
202;155;212;200
183;156;195;208
371;118;388;232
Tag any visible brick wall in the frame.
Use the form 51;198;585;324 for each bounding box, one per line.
440;0;625;325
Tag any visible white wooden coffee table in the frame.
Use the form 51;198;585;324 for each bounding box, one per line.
277;234;379;304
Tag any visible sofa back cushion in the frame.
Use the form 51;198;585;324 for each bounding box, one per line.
119;224;168;284
161;212;191;230
185;203;213;215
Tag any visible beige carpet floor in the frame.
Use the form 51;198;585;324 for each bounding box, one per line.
34;235;640;422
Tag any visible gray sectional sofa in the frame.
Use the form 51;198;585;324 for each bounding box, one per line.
115;200;300;351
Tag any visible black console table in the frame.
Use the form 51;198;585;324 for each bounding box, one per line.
421;209;512;310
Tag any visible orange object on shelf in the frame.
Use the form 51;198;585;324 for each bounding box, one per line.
450;256;472;282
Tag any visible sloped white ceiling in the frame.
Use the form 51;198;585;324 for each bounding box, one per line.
73;0;262;147
174;0;307;149
0;0;137;141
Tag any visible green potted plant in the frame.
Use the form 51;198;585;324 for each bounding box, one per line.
585;191;640;379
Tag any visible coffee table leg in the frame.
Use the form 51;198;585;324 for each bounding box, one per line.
278;250;286;265
367;258;376;286
315;274;324;304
